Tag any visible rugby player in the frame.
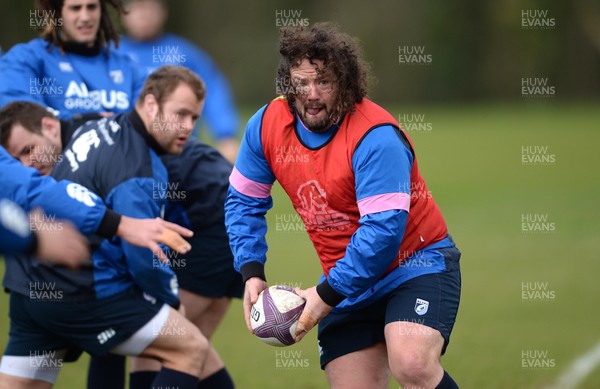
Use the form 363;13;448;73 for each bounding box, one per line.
1;102;241;388
119;0;241;163
0;0;145;126
0;66;215;389
225;23;461;389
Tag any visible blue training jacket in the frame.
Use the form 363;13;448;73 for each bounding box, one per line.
1;145;121;287
0;38;146;120
0;146;118;238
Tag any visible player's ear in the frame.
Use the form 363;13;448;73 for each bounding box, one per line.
41;117;61;142
143;93;160;119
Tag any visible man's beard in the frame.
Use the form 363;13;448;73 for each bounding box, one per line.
298;104;338;133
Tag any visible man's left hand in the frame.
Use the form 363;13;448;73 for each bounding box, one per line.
294;286;333;343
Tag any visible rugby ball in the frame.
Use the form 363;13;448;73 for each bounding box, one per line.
250;285;306;347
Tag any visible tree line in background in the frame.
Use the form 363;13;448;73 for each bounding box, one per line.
1;0;599;106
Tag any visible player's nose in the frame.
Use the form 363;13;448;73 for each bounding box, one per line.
306;84;320;100
20;156;34;168
182;117;194;133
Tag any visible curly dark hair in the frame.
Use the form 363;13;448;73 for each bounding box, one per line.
35;0;126;51
276;22;371;116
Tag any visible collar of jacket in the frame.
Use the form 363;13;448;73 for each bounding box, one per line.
59;40;103;57
127;109;167;156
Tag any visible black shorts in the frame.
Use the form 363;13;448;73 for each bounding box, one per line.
3;287;164;358
172;234;243;299
317;268;461;369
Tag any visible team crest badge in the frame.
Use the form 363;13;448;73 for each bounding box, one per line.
414;298;429;316
59;62;73;72
109;70;124;84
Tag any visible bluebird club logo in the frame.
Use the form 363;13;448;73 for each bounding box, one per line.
414;298;429;315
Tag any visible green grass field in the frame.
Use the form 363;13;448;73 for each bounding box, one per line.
1;101;599;388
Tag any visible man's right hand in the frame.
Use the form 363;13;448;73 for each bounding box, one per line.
243;277;268;333
30;209;90;269
116;216;193;262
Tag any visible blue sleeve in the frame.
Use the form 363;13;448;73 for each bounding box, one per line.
0;198;35;255
353;125;414;201
105;178;179;307
0;42;46;108
319;126;414;302
185;43;240;140
0;147;116;237
233;105;275;184
224;105;274;281
224;186;272;281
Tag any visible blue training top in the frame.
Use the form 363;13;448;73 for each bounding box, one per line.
0;38;146;120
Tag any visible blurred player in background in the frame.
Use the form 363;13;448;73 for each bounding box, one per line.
0;67;239;388
0;0;146;127
225;23;461;389
118;0;241;163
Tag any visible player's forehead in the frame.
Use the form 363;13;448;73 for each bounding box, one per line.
63;0;100;10
5;124;42;154
162;83;199;105
159;83;203;118
290;59;333;81
127;0;163;11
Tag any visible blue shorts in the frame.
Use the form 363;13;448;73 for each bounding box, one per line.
3;287;164;358
317;265;461;369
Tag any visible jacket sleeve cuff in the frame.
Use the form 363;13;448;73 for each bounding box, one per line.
316;279;346;307
26;233;39;256
96;209;121;239
240;261;266;283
